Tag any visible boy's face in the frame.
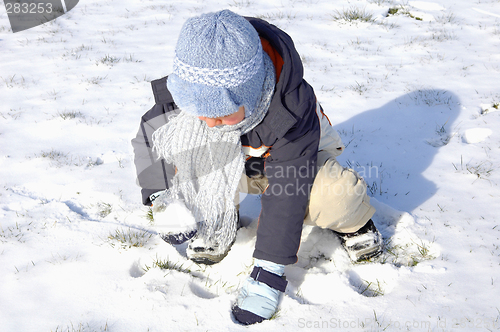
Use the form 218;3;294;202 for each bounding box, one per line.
198;106;245;128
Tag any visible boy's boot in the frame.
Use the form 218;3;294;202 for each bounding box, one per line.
232;259;287;325
186;212;240;265
186;235;234;265
333;219;383;262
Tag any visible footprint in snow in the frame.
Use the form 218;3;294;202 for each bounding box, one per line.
348;264;399;297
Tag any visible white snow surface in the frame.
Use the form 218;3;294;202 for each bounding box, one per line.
1;0;499;331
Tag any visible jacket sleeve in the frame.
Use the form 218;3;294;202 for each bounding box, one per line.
253;96;320;265
131;77;179;206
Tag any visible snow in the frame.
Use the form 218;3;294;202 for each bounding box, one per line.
408;2;445;12
463;128;493;144
153;199;197;234
0;0;499;331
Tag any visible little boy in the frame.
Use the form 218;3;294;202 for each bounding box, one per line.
132;9;382;325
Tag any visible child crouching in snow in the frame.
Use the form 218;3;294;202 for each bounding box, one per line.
132;10;382;325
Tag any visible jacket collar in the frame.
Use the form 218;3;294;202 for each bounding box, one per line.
247;17;304;139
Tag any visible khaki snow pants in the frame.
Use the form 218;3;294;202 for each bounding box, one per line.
237;150;375;233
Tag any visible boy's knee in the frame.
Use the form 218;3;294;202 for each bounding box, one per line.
306;156;375;232
313;158;365;196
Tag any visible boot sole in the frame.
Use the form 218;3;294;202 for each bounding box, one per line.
188;252;228;265
348;245;383;262
341;231;383;262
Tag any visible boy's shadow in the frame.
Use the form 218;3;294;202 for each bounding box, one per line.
288;89;460;300
334;89;460;222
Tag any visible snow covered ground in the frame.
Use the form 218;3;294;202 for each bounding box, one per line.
1;0;499;331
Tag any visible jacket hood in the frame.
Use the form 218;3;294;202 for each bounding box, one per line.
246;17;304;96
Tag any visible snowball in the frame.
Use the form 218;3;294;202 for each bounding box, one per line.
462;128;492;144
154;199;197;233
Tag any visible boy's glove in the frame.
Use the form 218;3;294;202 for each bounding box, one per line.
232;259;287;325
151;191;197;245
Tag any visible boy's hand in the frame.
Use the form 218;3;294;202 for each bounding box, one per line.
150;192;198;245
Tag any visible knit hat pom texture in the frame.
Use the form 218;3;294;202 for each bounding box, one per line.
167;10;266;119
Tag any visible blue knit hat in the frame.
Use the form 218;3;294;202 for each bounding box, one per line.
167;10;265;119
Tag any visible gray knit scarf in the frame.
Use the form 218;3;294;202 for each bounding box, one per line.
152;54;275;249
